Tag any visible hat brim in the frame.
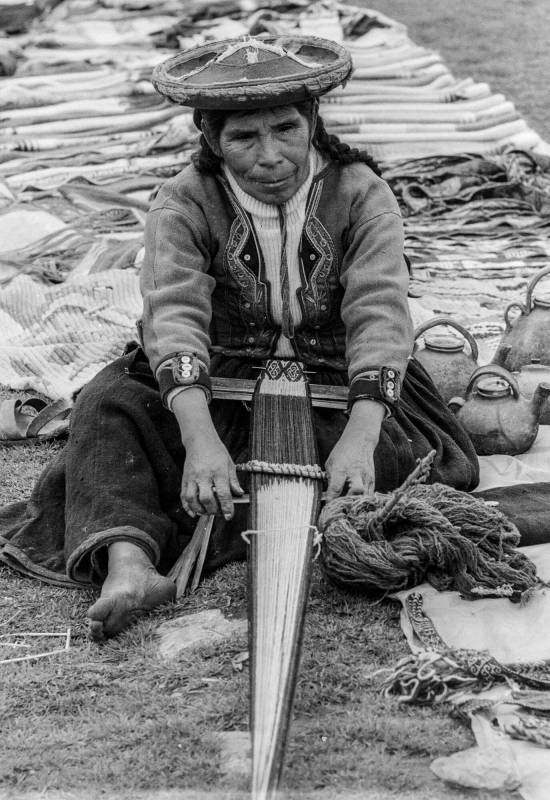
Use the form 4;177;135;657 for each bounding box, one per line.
152;35;353;110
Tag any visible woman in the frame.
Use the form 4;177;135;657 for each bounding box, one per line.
0;36;479;640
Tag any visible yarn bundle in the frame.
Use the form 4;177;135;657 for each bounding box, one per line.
319;478;539;602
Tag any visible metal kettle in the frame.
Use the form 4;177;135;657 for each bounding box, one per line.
448;364;550;455
413;317;479;403
513;359;550;425
493;265;550;371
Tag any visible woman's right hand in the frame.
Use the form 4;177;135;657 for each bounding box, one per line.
181;432;243;519
171;387;243;519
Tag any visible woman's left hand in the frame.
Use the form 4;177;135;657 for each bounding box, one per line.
324;399;386;502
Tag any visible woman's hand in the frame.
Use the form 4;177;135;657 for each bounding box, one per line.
171;387;243;519
324;399;386;502
181;431;243;519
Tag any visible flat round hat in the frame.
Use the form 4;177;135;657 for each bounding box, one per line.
151;35;353;110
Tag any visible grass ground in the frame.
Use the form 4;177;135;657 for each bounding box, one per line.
1;1;547;798
370;0;550;141
0;441;519;799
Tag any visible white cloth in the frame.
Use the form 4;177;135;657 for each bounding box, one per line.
396;543;550;664
475;425;550;491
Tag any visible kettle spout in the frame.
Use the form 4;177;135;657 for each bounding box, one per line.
492;343;512;367
532;382;550;417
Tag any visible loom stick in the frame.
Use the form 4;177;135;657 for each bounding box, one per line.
190;515;215;593
247;360;323;799
168;514;215;599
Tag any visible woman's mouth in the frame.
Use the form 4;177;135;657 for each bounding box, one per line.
255;175;292;188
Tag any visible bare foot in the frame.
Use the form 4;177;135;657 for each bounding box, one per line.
87;541;176;641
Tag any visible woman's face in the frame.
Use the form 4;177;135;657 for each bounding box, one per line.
217;105;311;204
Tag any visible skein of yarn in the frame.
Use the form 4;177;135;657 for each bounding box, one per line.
319;464;538;602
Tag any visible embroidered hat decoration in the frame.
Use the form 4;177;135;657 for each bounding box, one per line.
152;35;353;110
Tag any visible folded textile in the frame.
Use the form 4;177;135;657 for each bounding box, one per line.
475;484;550;547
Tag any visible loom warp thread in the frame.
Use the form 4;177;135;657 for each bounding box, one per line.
319;482;539;601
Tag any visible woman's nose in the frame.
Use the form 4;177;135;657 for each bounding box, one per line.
257;135;284;166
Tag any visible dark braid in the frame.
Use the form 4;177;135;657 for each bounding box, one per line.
191;104;382;176
312;112;382;176
191;108;224;173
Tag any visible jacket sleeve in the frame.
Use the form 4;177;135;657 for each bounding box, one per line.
339;179;413;398
139;196;216;376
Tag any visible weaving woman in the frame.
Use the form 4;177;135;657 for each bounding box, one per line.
0;36;478;640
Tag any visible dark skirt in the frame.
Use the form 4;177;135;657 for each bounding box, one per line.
0;346;479;587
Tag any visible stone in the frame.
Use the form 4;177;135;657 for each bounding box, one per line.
217;730;251;781
155;608;247;660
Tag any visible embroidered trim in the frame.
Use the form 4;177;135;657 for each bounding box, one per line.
348;367;402;410
299;177;337;326
157;354;211;407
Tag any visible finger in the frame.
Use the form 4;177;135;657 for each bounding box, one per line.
324;470;347;503
185;482;206;516
180;496;197;518
213;477;235;520
197;482;219;515
347;475;365;495
229;464;244;496
363;475;375;496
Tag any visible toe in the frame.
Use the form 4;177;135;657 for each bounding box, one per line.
87;596;117;642
87;595;133;640
88;618;105;642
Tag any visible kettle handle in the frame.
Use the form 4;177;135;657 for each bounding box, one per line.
413;316;479;360
465;364;520;398
525;265;550;313
504;302;526;332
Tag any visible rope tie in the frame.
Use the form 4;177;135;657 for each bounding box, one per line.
241;525;321;559
236;459;325;480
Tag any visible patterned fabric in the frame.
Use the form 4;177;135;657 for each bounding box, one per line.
403;592;550;693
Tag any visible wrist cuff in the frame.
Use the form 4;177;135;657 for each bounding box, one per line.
157;354;211;408
348;367;401;413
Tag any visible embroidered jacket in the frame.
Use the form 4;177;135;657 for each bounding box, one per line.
140;158;414;396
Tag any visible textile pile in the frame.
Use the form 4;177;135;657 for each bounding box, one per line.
0;0;550;398
357;430;550;800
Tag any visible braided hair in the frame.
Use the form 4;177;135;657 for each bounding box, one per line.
191;101;382;177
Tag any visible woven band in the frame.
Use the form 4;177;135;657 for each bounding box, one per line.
348;367;401;412
157;354;211;408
